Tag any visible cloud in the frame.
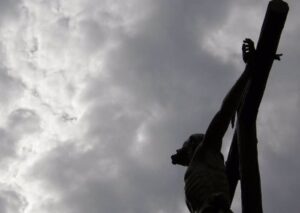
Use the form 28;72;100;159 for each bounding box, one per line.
0;67;24;109
8;108;41;136
0;0;21;25
0;0;299;213
0;129;17;161
28;138;184;213
0;184;27;213
0;108;41;162
22;1;244;212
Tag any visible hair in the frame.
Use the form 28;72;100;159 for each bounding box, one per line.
187;133;205;149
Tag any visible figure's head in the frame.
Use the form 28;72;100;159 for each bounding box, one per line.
171;133;205;166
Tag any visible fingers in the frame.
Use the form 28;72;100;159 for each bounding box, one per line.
242;38;254;53
244;38;254;45
242;38;255;63
243;38;254;46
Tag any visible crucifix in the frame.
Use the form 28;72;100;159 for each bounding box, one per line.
171;0;289;212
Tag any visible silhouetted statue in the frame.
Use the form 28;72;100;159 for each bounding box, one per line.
171;39;255;213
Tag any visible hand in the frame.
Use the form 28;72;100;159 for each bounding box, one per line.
242;38;255;63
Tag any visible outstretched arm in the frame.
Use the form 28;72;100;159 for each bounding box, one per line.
203;39;255;152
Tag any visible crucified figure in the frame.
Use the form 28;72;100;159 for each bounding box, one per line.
171;39;255;213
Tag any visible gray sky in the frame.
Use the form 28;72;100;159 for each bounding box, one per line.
0;0;299;212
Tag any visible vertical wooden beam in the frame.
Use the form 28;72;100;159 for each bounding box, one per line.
226;131;240;201
225;1;289;212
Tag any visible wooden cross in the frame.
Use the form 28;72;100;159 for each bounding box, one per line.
225;1;289;212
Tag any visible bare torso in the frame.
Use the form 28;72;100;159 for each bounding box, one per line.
184;145;230;212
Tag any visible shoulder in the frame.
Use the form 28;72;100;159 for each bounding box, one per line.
190;148;224;168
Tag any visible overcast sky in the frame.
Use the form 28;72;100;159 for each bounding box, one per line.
0;0;299;212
